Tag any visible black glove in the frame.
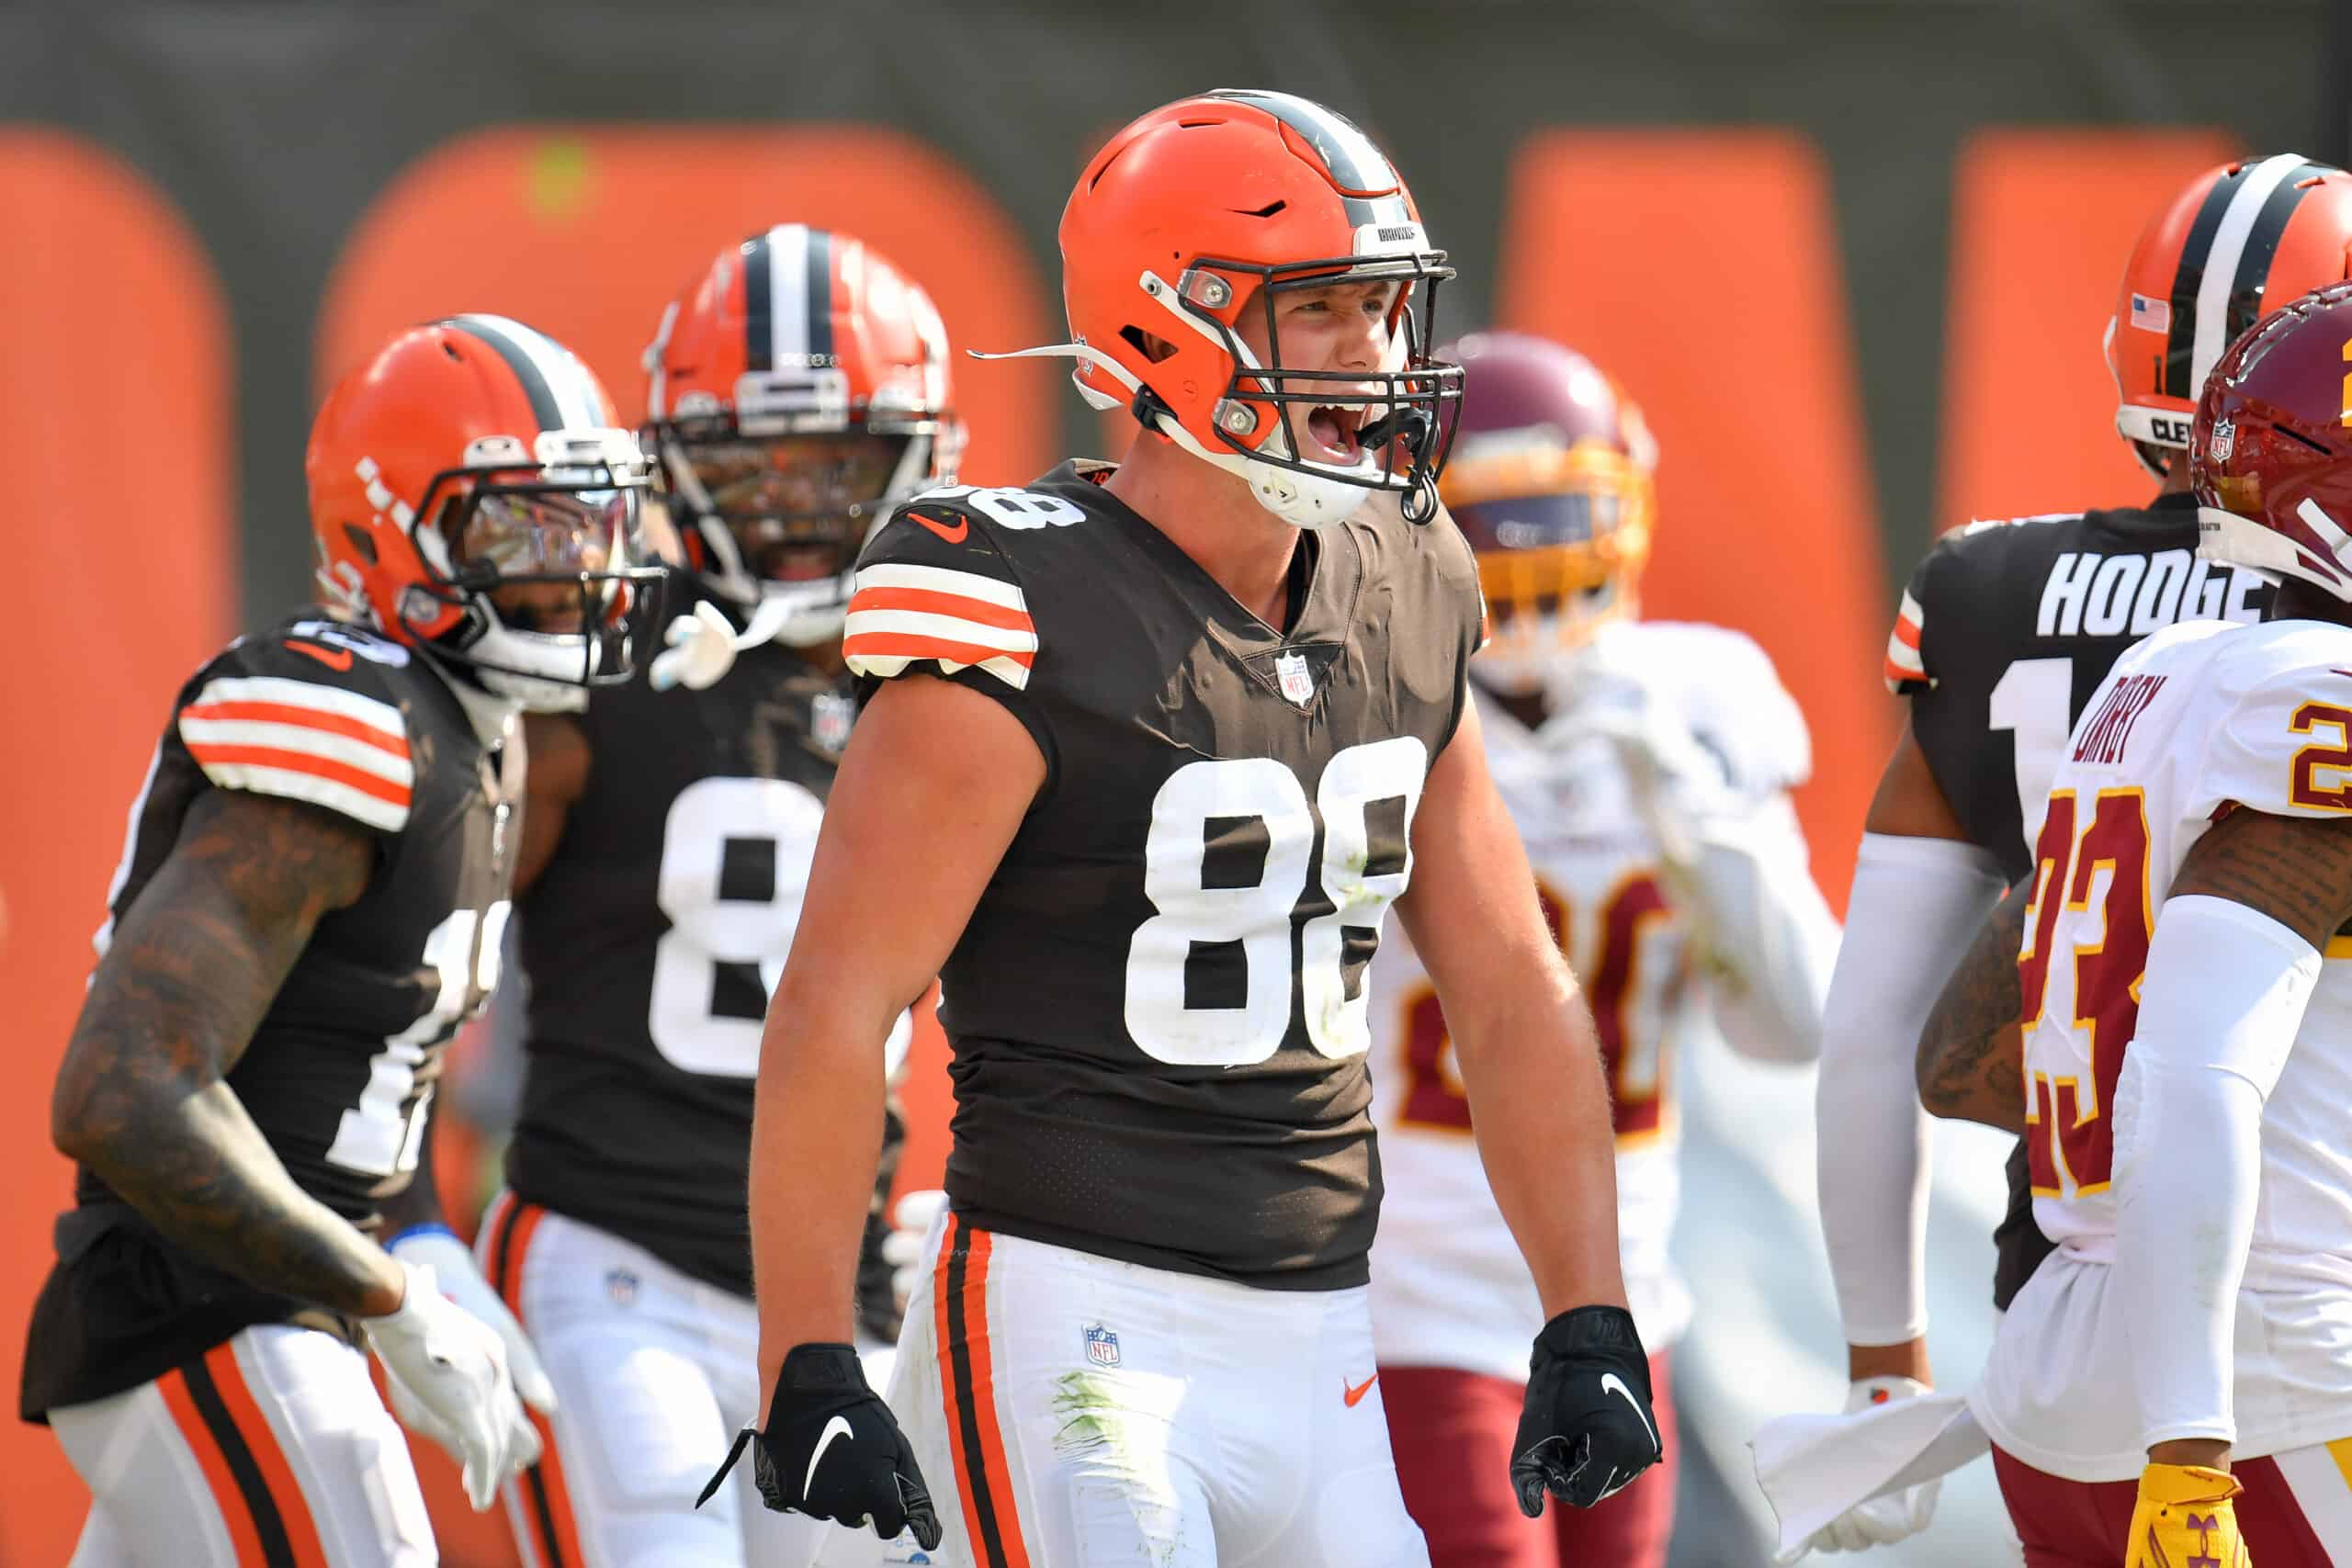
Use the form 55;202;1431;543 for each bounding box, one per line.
1510;1305;1662;1517
697;1343;942;1550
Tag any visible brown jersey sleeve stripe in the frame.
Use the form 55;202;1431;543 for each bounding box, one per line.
488;1196;582;1568
934;1216;1032;1567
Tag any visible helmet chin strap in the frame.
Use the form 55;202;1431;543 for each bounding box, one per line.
647;590;808;692
968;341;1372;529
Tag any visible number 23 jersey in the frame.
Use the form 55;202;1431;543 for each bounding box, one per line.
845;462;1484;1290
1977;615;2352;1478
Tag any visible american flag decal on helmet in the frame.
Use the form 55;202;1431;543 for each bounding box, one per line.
843;562;1038;690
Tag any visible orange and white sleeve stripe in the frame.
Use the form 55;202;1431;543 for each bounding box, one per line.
843;562;1038;692
1883;589;1928;692
177;675;413;832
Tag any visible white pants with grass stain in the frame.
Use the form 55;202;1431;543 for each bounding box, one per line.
814;1210;1429;1568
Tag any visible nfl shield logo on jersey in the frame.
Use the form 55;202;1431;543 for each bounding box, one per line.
1275;649;1316;707
1083;1323;1121;1367
811;692;856;756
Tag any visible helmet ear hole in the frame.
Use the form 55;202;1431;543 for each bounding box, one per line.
2131;439;2176;479
1120;325;1180;364
343;524;379;565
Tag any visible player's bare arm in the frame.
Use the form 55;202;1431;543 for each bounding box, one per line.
49;787;403;1316
513;709;590;895
749;671;1044;1389
1396;697;1626;1315
2172;802;2352;947
1914;873;2032;1132
1863;714;1969;840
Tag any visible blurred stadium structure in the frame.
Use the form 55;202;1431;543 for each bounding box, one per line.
1;1;2343;1561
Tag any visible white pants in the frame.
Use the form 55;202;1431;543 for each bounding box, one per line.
815;1213;1430;1568
480;1191;895;1568
51;1323;435;1567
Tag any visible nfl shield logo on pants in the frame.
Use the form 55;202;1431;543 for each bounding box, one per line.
1083;1324;1121;1367
1275;649;1316;707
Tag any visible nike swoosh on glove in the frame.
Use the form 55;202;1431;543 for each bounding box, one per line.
364;1259;542;1510
2124;1463;2252;1568
699;1342;943;1551
1511;1305;1664;1516
1772;1378;1939;1562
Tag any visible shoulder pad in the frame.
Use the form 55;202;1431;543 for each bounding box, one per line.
178;630;414;832
2192;623;2352;822
847;498;1038;691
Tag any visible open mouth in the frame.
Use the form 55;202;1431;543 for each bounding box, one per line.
1302;404;1373;467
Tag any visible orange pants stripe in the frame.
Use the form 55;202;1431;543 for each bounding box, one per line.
487;1191;584;1568
153;1340;331;1567
934;1215;1032;1568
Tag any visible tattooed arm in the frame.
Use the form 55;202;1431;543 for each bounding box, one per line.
50;787;407;1317
1914;873;2034;1132
2171;805;2352;946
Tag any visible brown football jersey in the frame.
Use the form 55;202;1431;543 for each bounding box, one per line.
842;461;1483;1289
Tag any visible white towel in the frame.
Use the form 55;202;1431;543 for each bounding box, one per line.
1748;1390;1988;1558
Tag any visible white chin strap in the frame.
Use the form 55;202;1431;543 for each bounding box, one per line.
467;624;603;713
648;587;831;693
970;340;1374;530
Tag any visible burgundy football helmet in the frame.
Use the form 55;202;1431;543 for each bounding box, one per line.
2194;279;2352;600
1437;331;1657;681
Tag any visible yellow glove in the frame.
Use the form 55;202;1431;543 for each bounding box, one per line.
2124;1463;2251;1568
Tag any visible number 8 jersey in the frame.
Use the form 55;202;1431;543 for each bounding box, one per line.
1976;614;2352;1478
846;461;1485;1289
504;585;888;1300
23;618;513;1419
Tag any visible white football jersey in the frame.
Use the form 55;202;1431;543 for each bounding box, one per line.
1366;619;1814;1380
1973;615;2352;1480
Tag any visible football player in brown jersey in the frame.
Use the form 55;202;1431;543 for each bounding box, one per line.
709;90;1658;1567
23;316;665;1566
383;225;962;1568
1789;156;2352;1558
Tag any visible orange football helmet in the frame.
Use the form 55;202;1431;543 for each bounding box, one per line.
307;314;663;711
1021;88;1461;528
643;224;962;647
2109;153;2352;476
1437;332;1657;688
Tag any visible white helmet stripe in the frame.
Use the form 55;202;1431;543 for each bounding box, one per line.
766;223;811;367
2191;154;2311;399
452;312;605;430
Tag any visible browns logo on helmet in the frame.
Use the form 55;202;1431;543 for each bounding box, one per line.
1436;331;1657;691
306;314;664;712
1008;88;1463;529
2193;279;2352;599
643;224;962;648
2109;154;2352;477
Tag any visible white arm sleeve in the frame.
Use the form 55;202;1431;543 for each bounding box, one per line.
2114;893;2317;1450
1815;832;2007;1346
1697;793;1844;1064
